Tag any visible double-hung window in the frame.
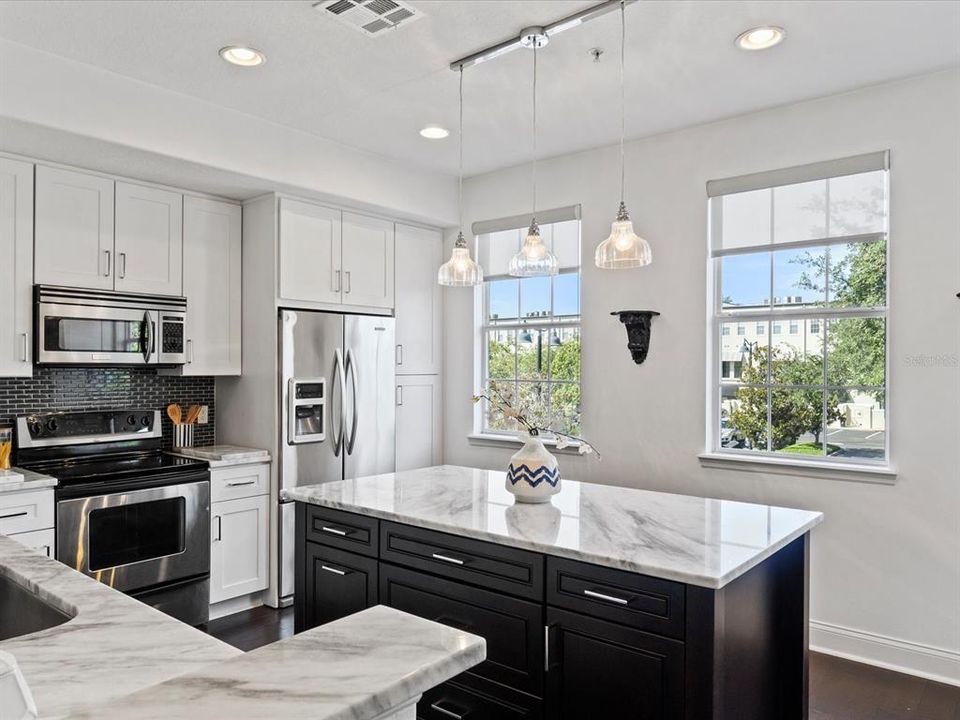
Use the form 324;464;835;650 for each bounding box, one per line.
475;207;582;437
708;152;889;464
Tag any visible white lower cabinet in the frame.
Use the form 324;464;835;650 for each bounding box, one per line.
395;375;442;471
8;528;55;557
1;486;55;557
210;492;270;604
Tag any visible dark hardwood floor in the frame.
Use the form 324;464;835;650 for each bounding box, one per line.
206;607;960;719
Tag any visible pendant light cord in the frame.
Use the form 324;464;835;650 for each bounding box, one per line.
458;64;464;241
532;44;538;219
619;0;625;205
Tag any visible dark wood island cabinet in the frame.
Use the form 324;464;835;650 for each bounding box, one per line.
291;466;821;720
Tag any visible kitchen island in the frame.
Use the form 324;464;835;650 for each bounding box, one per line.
285;464;824;720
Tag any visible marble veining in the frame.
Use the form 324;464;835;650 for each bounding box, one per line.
283;465;824;589
0;534;240;719
0;468;57;494
68;606;485;720
171;445;270;467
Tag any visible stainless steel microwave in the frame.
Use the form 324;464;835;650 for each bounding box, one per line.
35;285;187;366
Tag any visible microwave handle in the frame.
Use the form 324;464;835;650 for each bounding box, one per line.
142;311;154;364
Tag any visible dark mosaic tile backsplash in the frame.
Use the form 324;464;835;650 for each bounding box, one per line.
0;367;215;453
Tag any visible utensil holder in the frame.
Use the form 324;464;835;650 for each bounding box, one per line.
173;424;194;449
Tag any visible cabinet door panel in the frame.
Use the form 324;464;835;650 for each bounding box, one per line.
395;224;441;374
546;608;684;719
0;158;34;377
115;182;183;295
210;495;269;604
300;543;378;631
182;196;241;375
35;165;114;290
395;375;441;471
341;212;394;309
279;199;342;305
420;674;543;720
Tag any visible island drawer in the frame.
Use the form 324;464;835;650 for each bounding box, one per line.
419;672;543;720
380;563;544;696
303;505;379;558
380;522;544;601
546;557;685;639
299;543;378;632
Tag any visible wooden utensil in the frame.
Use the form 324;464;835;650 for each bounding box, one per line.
186;405;202;425
166;403;182;426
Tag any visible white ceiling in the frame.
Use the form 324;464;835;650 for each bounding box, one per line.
1;0;958;178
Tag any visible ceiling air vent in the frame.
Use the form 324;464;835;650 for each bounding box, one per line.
314;0;423;37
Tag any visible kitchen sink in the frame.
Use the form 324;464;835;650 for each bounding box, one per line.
0;574;72;641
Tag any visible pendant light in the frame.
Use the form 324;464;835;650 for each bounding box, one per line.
595;0;652;270
509;42;559;277
438;65;484;287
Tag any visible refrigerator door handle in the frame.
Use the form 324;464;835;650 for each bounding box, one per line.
333;348;347;457
345;348;359;455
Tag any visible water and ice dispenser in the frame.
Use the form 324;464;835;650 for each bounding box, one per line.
288;378;325;444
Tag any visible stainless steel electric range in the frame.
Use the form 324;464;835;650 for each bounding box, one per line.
15;409;211;626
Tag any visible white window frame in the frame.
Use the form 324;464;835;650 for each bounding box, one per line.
704;152;894;479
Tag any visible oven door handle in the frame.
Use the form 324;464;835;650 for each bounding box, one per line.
142;311;154;364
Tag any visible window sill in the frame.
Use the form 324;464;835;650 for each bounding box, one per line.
467;433;584;456
698;451;897;485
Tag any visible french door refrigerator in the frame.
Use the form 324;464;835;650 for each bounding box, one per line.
278;309;396;603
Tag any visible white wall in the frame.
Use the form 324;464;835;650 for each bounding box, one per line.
443;69;960;684
0;39;456;226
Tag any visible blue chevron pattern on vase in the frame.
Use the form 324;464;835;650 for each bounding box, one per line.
507;463;561;488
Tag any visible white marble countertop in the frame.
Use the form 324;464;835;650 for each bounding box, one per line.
283;465;824;589
171;445;271;467
68;606;485;720
0;468;57;494
0;534;240;719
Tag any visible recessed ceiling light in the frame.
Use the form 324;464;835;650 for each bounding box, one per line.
419;125;449;140
219;45;266;67
735;26;785;51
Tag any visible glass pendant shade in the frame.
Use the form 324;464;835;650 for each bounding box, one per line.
438;232;483;287
595;201;652;269
509;220;559;277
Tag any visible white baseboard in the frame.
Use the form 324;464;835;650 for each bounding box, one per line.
810;620;960;687
209;592;265;621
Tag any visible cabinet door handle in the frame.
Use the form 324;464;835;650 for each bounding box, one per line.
429;702;465;720
334;270;342;293
431;553;465;566
0;511;28;520
186;338;194;364
119;252;127;279
40;545;51;558
213;515;222;541
20;333;28;363
103;249;112;277
226;480;257;487
345;271;352;294
544;624;551;672
321;526;349;537
396;385;403;406
320;565;347;576
396;344;403;365
584;589;630;605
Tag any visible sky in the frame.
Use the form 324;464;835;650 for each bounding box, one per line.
488;274;579;320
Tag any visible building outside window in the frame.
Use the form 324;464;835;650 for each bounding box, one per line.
737;323;746;336
476;208;582;437
709;152;889;464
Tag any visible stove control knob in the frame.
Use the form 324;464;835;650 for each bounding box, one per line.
28;419;42;435
45;418;59;433
126;414;138;426
141;415;152;428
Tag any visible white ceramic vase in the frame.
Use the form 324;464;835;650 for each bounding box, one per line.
506;432;560;503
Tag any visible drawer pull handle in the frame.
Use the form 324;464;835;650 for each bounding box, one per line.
321;526;349;537
321;565;347;576
226;480;257;487
429;702;465;719
584;589;630;605
0;511;29;521
431;553;465;566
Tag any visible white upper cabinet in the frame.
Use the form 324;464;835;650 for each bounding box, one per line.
279;198;342;306
341;212;394;310
0;158;34;377
182;196;242;376
35;165;115;290
394;224;441;375
114;182;183;296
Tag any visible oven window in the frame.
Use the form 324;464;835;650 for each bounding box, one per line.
88;497;185;571
43;317;147;354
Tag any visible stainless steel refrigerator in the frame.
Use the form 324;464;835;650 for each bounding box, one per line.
278;309;396;602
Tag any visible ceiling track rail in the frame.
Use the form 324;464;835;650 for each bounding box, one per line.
449;0;637;71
